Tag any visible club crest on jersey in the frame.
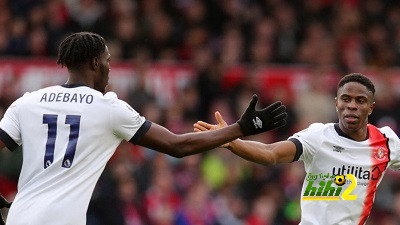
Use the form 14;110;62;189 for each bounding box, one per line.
375;147;387;160
252;117;262;129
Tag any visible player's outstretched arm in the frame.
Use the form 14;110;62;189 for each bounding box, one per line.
0;193;11;225
226;139;297;165
135;95;288;158
194;109;296;165
194;111;230;148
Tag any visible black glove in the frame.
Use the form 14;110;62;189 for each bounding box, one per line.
0;194;11;225
237;95;287;136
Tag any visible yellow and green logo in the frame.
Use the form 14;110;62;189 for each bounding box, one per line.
302;174;357;201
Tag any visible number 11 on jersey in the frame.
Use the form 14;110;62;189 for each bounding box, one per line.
43;114;81;169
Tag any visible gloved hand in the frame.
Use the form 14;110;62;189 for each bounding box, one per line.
237;95;287;136
0;194;11;225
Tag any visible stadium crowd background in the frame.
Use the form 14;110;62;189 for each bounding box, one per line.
2;0;400;224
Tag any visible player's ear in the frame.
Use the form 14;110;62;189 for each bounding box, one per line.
91;57;99;70
368;101;375;116
334;97;338;112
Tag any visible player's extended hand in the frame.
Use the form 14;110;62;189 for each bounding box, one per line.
194;111;228;132
0;193;11;225
237;95;287;136
194;111;230;148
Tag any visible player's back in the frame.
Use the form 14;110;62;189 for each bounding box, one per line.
4;85;131;225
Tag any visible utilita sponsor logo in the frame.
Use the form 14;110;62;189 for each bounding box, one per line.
332;165;381;181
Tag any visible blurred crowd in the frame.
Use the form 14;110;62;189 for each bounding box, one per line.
1;0;400;70
2;0;400;224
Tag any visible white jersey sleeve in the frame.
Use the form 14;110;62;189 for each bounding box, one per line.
379;126;400;170
0;94;29;148
107;92;147;141
288;123;326;167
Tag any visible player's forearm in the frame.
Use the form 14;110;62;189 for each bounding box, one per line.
174;123;243;157
227;139;277;165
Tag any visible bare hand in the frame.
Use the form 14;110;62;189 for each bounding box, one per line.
194;111;230;148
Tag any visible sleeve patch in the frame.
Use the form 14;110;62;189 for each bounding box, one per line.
129;120;152;145
0;128;19;151
289;138;303;162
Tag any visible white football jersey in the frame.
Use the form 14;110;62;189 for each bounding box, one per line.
0;85;149;225
289;123;400;225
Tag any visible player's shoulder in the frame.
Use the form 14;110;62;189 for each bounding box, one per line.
291;123;332;141
104;91;135;110
103;91;125;105
301;123;332;134
24;85;63;96
375;125;398;138
308;122;331;130
103;91;118;101
35;85;61;92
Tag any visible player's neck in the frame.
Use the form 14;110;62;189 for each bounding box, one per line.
66;71;94;89
337;123;368;141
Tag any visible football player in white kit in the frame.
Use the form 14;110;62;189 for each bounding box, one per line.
0;32;288;225
194;73;400;225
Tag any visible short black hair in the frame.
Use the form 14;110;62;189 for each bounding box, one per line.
57;32;106;69
338;73;375;96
